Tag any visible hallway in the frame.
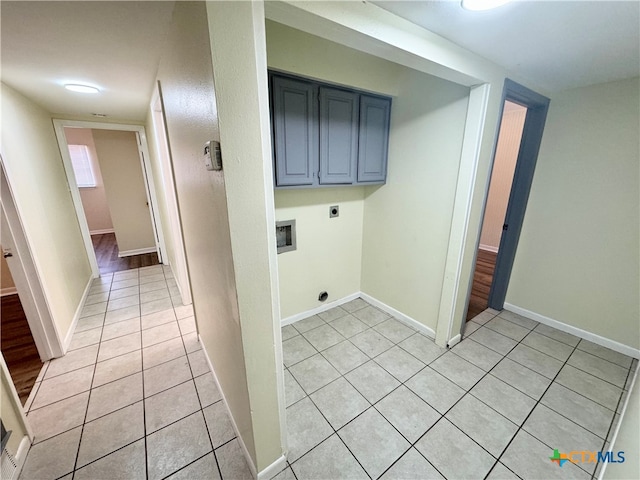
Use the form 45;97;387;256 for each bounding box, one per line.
19;266;252;480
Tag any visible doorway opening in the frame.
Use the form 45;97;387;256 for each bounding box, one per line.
466;79;550;322
466;101;527;320
1;161;60;406
1;250;42;404
54;121;167;277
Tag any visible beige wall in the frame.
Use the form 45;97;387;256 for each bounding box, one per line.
155;0;256;466
275;188;365;318
1;83;92;341
145;110;176;265
267;21;469;332
479;102;526;251
361;69;469;332
266;20;402;97
1;247;16;292
207;3;283;470
63;127;114;234
266;21;402;318
506;77;640;349
91;129;156;254
145;109;177;270
265;21;389;318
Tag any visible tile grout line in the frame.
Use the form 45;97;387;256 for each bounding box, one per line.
489;329;594;478
69;273;112;479
286;308;406;479
291;306;580;479
176;294;225;480
597;361;639;479
462;316;609;478
470;326;620;416
25;267;160;475
287;308;492;478
287;314;451;479
135;270;150;480
470;323;630;400
284;305;635;480
404;326;536;480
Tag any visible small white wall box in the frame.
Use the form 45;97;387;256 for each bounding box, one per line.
276;220;296;254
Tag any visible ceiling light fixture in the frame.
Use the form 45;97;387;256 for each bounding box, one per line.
64;84;100;94
461;0;512;11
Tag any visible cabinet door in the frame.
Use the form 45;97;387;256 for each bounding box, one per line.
272;76;318;186
319;88;359;185
357;95;391;183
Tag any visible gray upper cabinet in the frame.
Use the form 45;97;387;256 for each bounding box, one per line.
272;76;318;186
319;87;359;185
358;95;391;183
270;72;391;188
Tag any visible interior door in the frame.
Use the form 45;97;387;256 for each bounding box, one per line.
487;79;551;309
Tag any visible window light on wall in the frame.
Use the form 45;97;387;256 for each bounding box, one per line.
68;144;97;187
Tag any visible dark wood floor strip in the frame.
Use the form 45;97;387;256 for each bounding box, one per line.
466;248;498;321
1;294;42;404
92;233;159;274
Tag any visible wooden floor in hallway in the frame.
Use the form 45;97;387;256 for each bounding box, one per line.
92;232;160;275
466;249;498;321
1;293;42;404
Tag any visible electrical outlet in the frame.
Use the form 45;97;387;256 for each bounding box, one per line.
329;205;339;218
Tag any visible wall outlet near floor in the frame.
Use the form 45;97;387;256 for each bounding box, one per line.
329;205;339;218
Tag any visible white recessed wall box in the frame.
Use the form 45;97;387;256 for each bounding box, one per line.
276;220;296;254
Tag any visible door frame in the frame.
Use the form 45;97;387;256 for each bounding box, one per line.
1;160;62;360
149;82;193;306
52;120;167;277
484;79;550;309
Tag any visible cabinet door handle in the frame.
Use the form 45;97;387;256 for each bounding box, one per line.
3;253;13;258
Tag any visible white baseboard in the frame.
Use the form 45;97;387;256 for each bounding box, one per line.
447;333;462;348
359;292;436;339
282;292;437;340
257;455;287;480
504;303;640;359
598;366;638;480
281;292;436;339
118;247;157;258
89;228;115;235
1;287;18;297
479;244;499;253
281;292;360;326
198;335;258;478
63;275;93;353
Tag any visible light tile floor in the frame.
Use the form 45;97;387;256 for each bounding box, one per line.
278;300;637;480
19;265;253;480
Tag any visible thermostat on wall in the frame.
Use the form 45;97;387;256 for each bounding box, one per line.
204;140;223;171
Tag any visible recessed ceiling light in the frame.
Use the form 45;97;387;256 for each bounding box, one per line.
64;84;100;94
461;0;512;11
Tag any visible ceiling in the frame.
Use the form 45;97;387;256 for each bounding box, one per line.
1;1;175;121
1;1;638;122
373;0;640;92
